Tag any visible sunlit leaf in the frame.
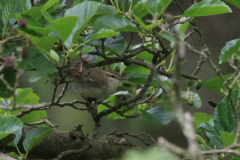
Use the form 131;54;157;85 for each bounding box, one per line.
183;0;231;17
23;127;54;153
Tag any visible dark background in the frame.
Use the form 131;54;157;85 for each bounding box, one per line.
19;1;240;148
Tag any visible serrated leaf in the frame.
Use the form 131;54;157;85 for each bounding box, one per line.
20;110;47;125
42;9;78;42
202;74;238;96
64;1;101;48
140;106;173;125
197;123;216;133
213;90;238;132
0;115;23;139
18;6;43;19
14;88;40;105
183;0;232;17
133;0;172;18
209;136;224;149
91;29;120;40
92;14;137;32
33;36;55;52
194;112;214;126
23;127;54;153
219;39;240;64
219;130;235;147
0;0;23;13
196;134;212;150
20;0;31;11
2;3;16;25
224;0;240;9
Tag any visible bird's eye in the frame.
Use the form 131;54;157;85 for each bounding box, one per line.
110;75;116;78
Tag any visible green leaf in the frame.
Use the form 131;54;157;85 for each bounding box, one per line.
0;68;16;98
23;127;54;153
20;110;47;125
6;152;19;159
64;1;102;48
0;115;23;139
0;47;15;57
194;112;214;126
2;2;16;25
2;2;16;37
140;106;173;125
183;0;232;17
42;9;78;42
49;49;59;62
197;123;217;134
19;47;39;71
91;29;120;40
43;0;60;10
0;0;23;13
81;46;95;54
133;44;153;62
33;36;55;52
89;34;126;54
219;39;240;64
8;129;22;147
14;88;40;105
98;91;135;120
133;0;172;18
181;91;202;108
28;26;54;35
196;134;212;150
31;53;58;77
213;90;238;132
92;14;138;32
47;4;65;14
125;73;173;87
124;65;150;74
20;0;31;11
224;0;240;9
219;130;235;147
134;16;160;31
209;136;224;149
19;48;58;77
29;74;42;83
202;74;238;96
124;146;179;160
14;14;41;27
18;6;43;19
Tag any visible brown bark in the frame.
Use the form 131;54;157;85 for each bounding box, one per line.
2;125;133;160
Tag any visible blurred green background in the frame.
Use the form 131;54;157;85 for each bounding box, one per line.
19;1;240;148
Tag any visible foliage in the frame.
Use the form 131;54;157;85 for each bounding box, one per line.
0;0;240;159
